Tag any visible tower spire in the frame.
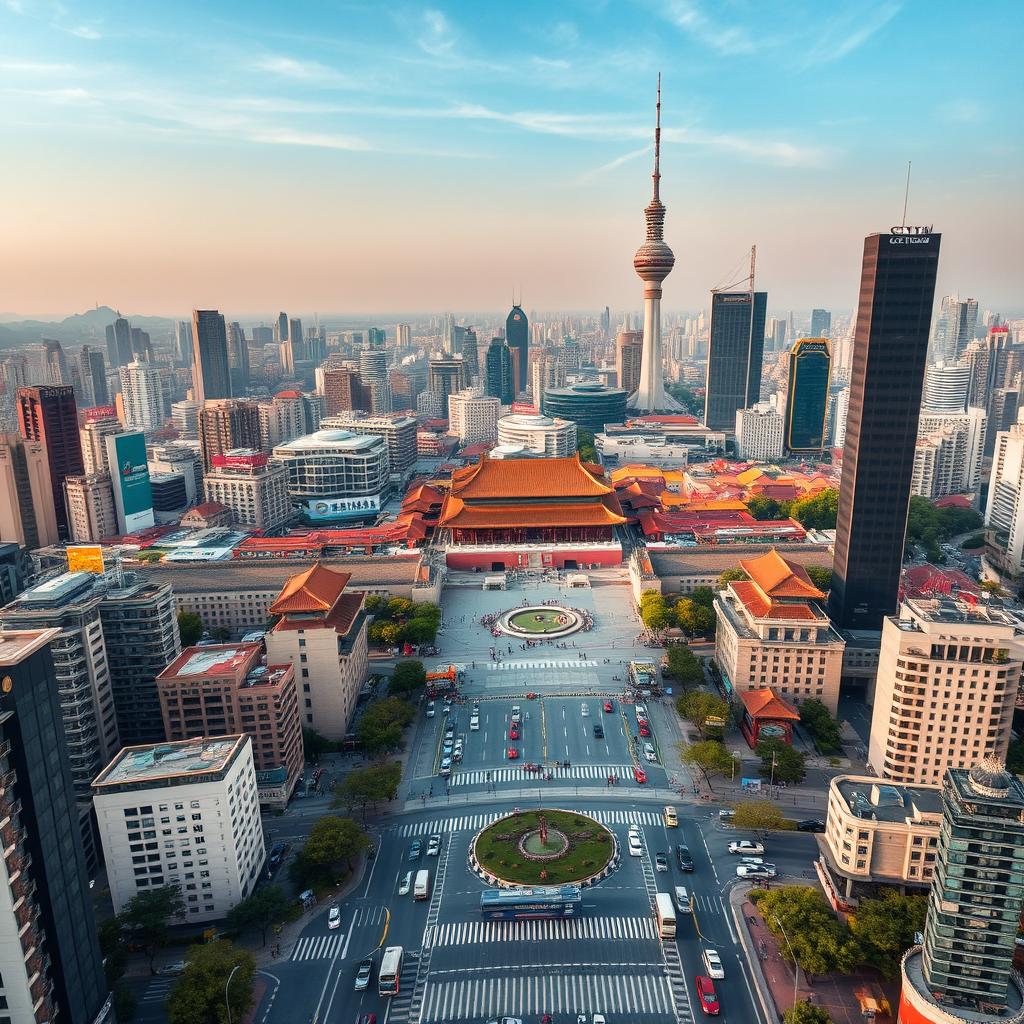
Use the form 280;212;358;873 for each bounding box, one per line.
653;72;662;202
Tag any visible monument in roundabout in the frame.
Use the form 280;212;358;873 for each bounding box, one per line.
470;808;619;888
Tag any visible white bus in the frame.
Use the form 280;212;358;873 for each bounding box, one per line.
378;945;403;997
414;869;431;901
655;892;677;938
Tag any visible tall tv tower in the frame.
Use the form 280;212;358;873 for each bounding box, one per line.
628;74;682;413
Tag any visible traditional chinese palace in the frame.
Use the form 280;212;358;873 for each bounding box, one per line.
438;453;627;571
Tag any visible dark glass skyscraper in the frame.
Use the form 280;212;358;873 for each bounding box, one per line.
785;338;831;452
829;229;940;630
485;338;515;406
703;291;768;432
191;309;232;405
810;308;831;337
506;305;528;395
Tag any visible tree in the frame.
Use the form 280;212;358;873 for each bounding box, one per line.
577;428;597;462
333;761;402;817
980;579;1003;596
639;591;675;630
757;738;806;784
785;1001;832;1024
690;586;716;609
680;740;734;790
717;567;748;588
379;622;403;647
674;598;716;637
676;691;730;739
664;645;704;686
166;940;256;1024
789;488;839;529
302;726;337;761
848;892;927;975
804;565;833;593
113;985;138;1023
225;885;291;946
118;884;185;974
389;659;426;697
747;496;784;521
356;697;415;756
799;698;842;754
730;800;794;831
1007;738;1024;774
177;611;203;647
905;495;982;552
291;816;368;888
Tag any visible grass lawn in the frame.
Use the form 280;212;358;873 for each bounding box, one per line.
507;609;572;634
474;809;614;885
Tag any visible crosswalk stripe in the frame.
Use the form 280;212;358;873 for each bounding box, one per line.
397;808;661;836
427;915;656;947
289;933;343;961
450;764;636;786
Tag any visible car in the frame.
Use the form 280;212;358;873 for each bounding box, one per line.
663;806;678;827
398;871;413;895
702;947;725;979
677;845;694;871
156;961;187;976
442;742;453;757
739;856;764;866
628;823;641;838
643;742;658;763
507;747;519;760
509;726;520;740
485;1018;523;1024
635;703;648;718
736;863;777;879
327;903;341;929
636;711;649;726
628;834;643;857
511;705;521;723
593;1015;606;1024
728;840;764;855
470;715;480;731
356;1015;377;1024
695;975;720;1015
444;725;455;740
354;958;374;991
581;703;589;716
593;723;604;739
408;839;422;860
796;818;826;833
452;747;463;763
655;852;668;872
267;841;285;876
639;723;651;737
633;766;648;784
442;701;451;714
426;701;435;717
427;834;442;856
719;808;736;822
674;885;691;912
604;700;614;713
439;756;452;776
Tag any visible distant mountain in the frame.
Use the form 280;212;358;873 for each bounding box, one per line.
0;306;177;348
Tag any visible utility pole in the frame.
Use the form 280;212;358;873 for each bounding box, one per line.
774;915;801;1011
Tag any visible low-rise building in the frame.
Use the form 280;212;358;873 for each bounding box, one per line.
498;413;577;457
92;734;264;924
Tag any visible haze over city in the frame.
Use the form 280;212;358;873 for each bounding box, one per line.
2;0;1022;315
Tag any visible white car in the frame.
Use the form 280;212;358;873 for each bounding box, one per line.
426;701;435;718
593;1015;606;1024
739;856;764;866
728;840;764;855
439;757;452;777
674;886;691;912
702;948;725;979
328;904;341;929
398;871;413;895
628;834;643;857
427;834;442;856
736;863;777;879
635;703;648;718
470;715;480;731
581;703;589;716
511;705;521;723
643;742;658;763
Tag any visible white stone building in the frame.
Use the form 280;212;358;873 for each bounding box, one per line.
735;402;785;461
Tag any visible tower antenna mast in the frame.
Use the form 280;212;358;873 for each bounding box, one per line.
901;161;912;228
749;244;756;292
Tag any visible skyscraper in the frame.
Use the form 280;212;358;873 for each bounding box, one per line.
765;316;787;353
628;77;681;414
191;309;231;404
485;339;514;406
276;311;289;344
810;308;832;337
704;291;768;432
198;399;263;471
111;317;133;368
396;323;412;349
0;433;59;548
77;345;109;407
175;319;193;366
506;304;529;395
616;330;643;395
288;318;304;361
227;321;250;392
785;338;831;452
829;227;941;630
16;384;84;539
428;356;466;407
119;361;166;433
359;348;391;414
922;361;970;413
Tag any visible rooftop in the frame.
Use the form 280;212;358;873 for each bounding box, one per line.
449;452;612;500
738;687;800;720
93;735;247;789
0;628;61;666
834;775;943;823
274;429;384;452
159;642;261;680
269;561;352;614
899;597;1021;629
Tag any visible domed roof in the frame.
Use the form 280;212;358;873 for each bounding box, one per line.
968;756;1012;798
275;389;303;399
634;240;676;281
314;429;356;442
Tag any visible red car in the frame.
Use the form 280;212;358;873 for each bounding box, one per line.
509;726;520;740
639;723;651;737
633;766;648;784
507;748;519;760
695;975;719;1015
603;701;613;713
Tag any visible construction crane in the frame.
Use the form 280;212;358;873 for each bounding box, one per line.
711;244;757;293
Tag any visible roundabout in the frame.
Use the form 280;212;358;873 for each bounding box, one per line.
495;605;582;639
469;808;618;887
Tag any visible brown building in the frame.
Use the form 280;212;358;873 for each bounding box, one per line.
156;642;303;808
616;330;643;395
321;366;369;416
0;432;59;548
17;384;84;537
198;398;263;471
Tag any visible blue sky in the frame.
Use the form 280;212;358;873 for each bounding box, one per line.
1;0;1021;316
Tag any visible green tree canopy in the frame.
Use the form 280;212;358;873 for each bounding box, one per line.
177;611;203;647
166;940;256;1024
118;884;185;974
333;760;402;817
848;892;927;976
639;591;675;630
389;659;427;697
225;885;291;947
785;1000;833;1024
799;698;843;754
804;565;833;593
680;740;734;790
747;496;786;521
665;380;704;416
689;586;716;609
664;645;705;686
356;697;416;756
1007;738;1024;775
576;429;597;462
717;567;749;588
302;726;337;761
676;690;730;738
789;488;839;529
905;496;983;560
674;598;716;636
729;800;794;831
757;738;806;784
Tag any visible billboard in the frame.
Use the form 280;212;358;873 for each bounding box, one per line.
67;545;105;574
105;432;155;534
303;494;381;522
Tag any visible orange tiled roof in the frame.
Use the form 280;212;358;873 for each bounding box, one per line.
272;590;363;634
738;687;800;720
739;548;824;599
731;581;823;621
440;498;626;529
450;452;611;499
269;561;352;614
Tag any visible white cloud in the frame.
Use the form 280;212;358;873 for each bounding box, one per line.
575;144;652;183
246;127;373;152
68;24;101;40
419;9;456;57
801;3;901;66
658;0;758;56
937;99;987;124
253;54;350;86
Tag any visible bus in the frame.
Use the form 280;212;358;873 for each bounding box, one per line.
378;946;403;997
655;892;677;938
480;885;582;920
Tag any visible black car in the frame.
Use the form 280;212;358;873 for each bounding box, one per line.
593;723;604;739
267;842;285;877
676;844;694;871
796;818;825;833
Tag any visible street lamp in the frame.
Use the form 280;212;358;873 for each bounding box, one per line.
225;963;242;1024
773;915;800;1011
731;751;740;782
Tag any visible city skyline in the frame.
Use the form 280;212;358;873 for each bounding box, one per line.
1;1;1021;315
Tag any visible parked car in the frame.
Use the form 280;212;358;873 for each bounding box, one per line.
439;756;452;776
695;975;720;1015
639;723;651;737
643;742;658;763
427;834;442;856
739;856;764;866
736;863;777;879
354;958;374;991
719;808;736;822
635;703;648;718
470;715;480;731
593;723;604;739
702;948;725;979
676;845;694;872
426;701;435;717
156;961;186;977
796;818;825;833
398;871;413;896
728;840;764;855
328;904;341;929
655;852;668;872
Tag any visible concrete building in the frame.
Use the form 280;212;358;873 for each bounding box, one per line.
148;442;203;506
0;628;113;1024
916;407;987;494
171;400;199;439
118;362;166;434
531;355;566;410
616;330;643;396
868;598;1022;785
203;450;291;531
318;366;368;416
0;432;59;549
191;309;231;405
922;361;971;414
448;389;500;445
80;407;122;476
64;473;118;542
92;734;264;924
735;402;785;461
714;548;846;714
497;413;576;457
264;563;368;741
427;356;466;407
819;775;942;904
198;399;262;472
258;390;308;448
320;412;417;483
156;644;302;808
984;408;1024;581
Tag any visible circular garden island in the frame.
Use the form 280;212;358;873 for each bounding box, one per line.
498;606;581;639
471;808;617;887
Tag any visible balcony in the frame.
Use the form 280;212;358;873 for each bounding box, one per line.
6;845;32;877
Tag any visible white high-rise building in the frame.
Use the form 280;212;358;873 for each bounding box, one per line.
396;323;412;349
832;387;850;447
497;413;577;457
119;361;166;433
735;402;784;461
447;388;500;445
985;408;1024;579
917;407;987;493
81;410;123;475
922;361;971;413
258;390;307;448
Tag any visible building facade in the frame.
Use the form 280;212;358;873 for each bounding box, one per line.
485;340;515;406
191;309;232;405
616;330;643;396
448;389;500;445
506;305;529;394
203;450;291;531
785;338;831;453
118;362;166;434
497;413;576;457
64;473;118;542
735;402;785;461
984;408;1024;581
542;382;628;433
80;408;121;476
320;412;417;483
704;291;768;433
0;433;59;549
198;399;262;471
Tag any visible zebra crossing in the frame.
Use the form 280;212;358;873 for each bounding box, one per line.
420;970;674;1021
398;808;662;837
427;915;657;948
484;660;596;671
690;893;727;917
451;764;635;786
289;933;344;962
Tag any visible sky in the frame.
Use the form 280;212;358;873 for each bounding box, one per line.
1;0;1021;318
